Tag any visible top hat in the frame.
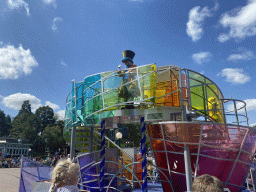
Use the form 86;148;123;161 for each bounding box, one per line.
122;50;135;63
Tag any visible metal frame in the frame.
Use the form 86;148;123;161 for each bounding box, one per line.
147;121;256;191
160;123;175;191
65;64;254;192
221;99;249;126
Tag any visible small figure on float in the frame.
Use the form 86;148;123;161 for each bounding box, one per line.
208;97;221;123
118;50;140;109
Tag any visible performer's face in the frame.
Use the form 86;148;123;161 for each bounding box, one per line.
124;60;132;67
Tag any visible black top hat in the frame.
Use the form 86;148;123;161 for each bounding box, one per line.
122;50;135;63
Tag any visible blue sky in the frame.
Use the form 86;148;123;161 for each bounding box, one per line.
0;0;255;126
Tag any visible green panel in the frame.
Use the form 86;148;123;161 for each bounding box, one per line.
75;127;90;152
84;95;103;117
101;71;113;79
102;110;115;118
138;64;156;100
189;71;204;86
104;89;119;108
207;84;218;99
206;78;212;84
190;85;208;116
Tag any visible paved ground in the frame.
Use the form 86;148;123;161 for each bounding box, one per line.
0;168;163;192
0;168;20;192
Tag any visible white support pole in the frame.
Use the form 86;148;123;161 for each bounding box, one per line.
184;144;193;192
70;126;76;161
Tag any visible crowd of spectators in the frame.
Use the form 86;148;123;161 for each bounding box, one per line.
0;156;21;168
31;153;72;167
0;153;72;168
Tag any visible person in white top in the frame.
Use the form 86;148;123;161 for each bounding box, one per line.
49;160;80;192
67;154;71;162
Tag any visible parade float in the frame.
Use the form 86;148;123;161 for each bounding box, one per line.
63;62;256;192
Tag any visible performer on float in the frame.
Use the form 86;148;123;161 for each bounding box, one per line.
118;50;140;109
208;97;221;123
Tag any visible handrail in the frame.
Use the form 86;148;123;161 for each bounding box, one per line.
93;129;133;160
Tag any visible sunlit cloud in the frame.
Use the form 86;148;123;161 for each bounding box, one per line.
2;93;60;112
227;99;256;113
0;44;38;79
218;0;256;42
56;110;65;120
45;101;60;110
2;93;42;112
186;3;218;42
250;123;256;127
192;51;212;64
43;0;57;8
61;60;67;66
227;50;255;61
7;0;30;16
217;68;250;84
52;17;62;32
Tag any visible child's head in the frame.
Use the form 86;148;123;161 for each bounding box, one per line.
50;160;80;192
192;174;224;192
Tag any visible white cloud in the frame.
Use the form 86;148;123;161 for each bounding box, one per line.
0;44;38;79
45;101;60;110
56;110;65;120
2;93;60;112
244;99;256;111
217;68;250;84
218;0;256;42
2;93;42;112
7;0;30;16
186;4;217;42
52;17;62;32
227;50;255;61
227;99;256;113
61;60;67;66
250;123;256;127
192;51;212;64
43;0;57;8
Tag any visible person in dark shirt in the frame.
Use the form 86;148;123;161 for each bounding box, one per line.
118;50;140;109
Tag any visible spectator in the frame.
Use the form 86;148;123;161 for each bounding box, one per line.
49;160;80;192
51;156;58;167
192;174;224;192
60;155;66;161
67;154;71;162
148;149;152;157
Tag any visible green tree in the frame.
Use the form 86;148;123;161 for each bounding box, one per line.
116;124;151;149
42;121;67;154
35;106;55;134
5;115;11;137
0;110;12;137
10;113;39;140
10;101;45;156
17;100;32;117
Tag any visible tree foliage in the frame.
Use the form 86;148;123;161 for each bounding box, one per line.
17;100;32;117
0;110;12;137
6;100;68;156
35;106;55;134
42;121;67;154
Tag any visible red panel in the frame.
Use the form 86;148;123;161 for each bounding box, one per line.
146;122;256;192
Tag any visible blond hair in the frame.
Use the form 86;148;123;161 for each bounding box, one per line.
50;160;80;192
192;174;224;192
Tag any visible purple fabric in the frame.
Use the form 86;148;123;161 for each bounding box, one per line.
19;156;53;192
